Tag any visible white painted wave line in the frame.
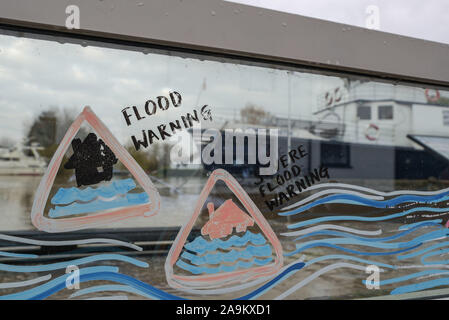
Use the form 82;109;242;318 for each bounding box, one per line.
275;262;367;300
395;264;449;269
281;224;382;237
281;189;384;211
174;255;309;295
0;274;51;289
295;183;449;197
0;234;142;251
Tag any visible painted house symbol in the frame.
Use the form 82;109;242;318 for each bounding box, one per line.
165;169;283;292
202;200;254;240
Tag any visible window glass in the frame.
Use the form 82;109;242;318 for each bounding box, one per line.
320;143;350;167
444;110;449;126
357;105;371;120
378;105;393;120
0;29;448;300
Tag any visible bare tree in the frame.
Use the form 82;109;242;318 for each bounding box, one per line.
240;103;271;125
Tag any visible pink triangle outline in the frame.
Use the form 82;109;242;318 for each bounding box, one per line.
165;169;283;290
31;106;161;233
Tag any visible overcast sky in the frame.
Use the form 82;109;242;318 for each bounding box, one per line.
228;0;449;44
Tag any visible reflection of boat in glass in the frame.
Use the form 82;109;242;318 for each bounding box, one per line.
0;143;46;176
198;82;449;182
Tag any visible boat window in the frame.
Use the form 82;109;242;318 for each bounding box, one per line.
444;110;449;126
320;143;351;168
357;105;371;120
378;105;393;120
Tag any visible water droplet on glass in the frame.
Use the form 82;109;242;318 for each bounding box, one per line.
137;2;144;6
81;41;88;47
234;9;239;14
211;10;216;16
282;22;287;27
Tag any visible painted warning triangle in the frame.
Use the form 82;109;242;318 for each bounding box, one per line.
165;169;283;290
31;106;161;233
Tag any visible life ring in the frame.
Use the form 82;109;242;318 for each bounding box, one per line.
425;89;440;103
334;87;342;103
365;123;380;141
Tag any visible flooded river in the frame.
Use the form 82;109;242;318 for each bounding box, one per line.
0;175;207;231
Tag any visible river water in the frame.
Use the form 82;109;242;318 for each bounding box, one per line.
0;175;207;231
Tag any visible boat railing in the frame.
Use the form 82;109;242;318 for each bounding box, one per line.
212;111;400;145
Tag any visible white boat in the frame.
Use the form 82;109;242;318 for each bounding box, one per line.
200;81;449;182
0;143;47;175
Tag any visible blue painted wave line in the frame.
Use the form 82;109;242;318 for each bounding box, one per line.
184;231;267;254
294;222;442;243
390;277;449;295
287;206;449;229
0;251;38;258
399;241;449;260
421;248;449;265
286;241;421;257
236;262;306;300
239;254;393;300
49;192;150;218
39;264;307;300
0;253;148;272
11;253;434;300
51;178;137;205
279;192;449;216
7;261;312;300
32;271;185;300
292;227;449;254
292;238;413;250
0;266;118;300
329;197;449;208
70;284;156;300
28;265;309;301
182;245;272;265
44;254;414;300
363;269;449;287
399;219;443;230
294;236;429;251
3;259;305;301
239;255;392;300
176;257;273;275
